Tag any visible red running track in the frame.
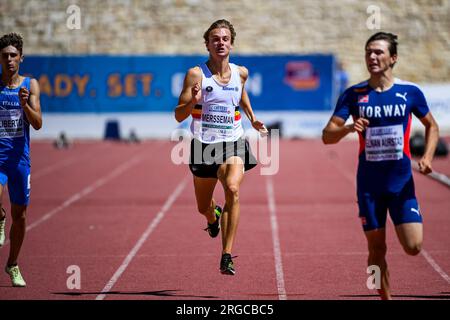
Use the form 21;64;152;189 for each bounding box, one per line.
0;139;449;300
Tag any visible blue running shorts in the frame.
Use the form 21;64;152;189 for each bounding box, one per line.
0;162;31;206
357;177;423;231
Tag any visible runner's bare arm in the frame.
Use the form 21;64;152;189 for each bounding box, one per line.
174;67;202;123
238;66;266;133
322;116;369;144
19;78;42;130
417;112;439;174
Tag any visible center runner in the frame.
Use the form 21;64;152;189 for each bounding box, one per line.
175;19;267;275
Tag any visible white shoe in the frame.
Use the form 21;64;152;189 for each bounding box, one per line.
5;264;27;287
0;209;5;247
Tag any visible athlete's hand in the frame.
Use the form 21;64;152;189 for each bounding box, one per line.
190;83;202;105
418;157;433;175
252;120;268;137
351;118;370;133
19;87;29;107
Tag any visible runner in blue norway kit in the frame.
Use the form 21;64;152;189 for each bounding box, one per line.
334;78;429;229
322;32;439;300
0;33;43;287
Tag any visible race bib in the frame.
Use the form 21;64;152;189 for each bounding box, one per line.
365;124;404;161
200;105;234;142
0;109;24;138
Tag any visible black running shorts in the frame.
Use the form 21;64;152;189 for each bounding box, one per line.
189;137;257;178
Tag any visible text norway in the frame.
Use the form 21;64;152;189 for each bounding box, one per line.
359;104;406;118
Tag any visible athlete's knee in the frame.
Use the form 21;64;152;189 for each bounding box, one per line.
224;183;239;202
403;242;422;256
11;214;26;224
11;206;27;222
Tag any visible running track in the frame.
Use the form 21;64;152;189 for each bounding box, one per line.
0;138;449;300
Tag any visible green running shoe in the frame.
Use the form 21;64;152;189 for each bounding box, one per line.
5;265;26;287
0;208;6;247
204;206;222;238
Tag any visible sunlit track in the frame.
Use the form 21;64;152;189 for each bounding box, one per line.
2;155;144;247
96;176;189;300
32;143;112;180
421;249;450;285
0;140;448;300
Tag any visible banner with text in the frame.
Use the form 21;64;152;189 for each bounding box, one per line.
20;55;337;113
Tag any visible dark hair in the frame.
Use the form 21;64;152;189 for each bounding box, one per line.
365;32;398;56
203;19;236;45
0;33;23;55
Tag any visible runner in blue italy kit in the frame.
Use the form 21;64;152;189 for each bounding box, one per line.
322;32;439;299
175;20;266;275
0;33;43;287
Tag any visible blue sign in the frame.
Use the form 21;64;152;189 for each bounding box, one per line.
21;55;336;113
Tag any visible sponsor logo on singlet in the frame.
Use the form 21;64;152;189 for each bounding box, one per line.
222;86;239;91
0;90;18;96
207;105;229;113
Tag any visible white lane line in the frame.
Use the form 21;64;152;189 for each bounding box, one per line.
421;249;450;285
266;176;287;300
33;158;79;179
95;176;189;300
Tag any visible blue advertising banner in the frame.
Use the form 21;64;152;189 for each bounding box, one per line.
20;55;336;113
